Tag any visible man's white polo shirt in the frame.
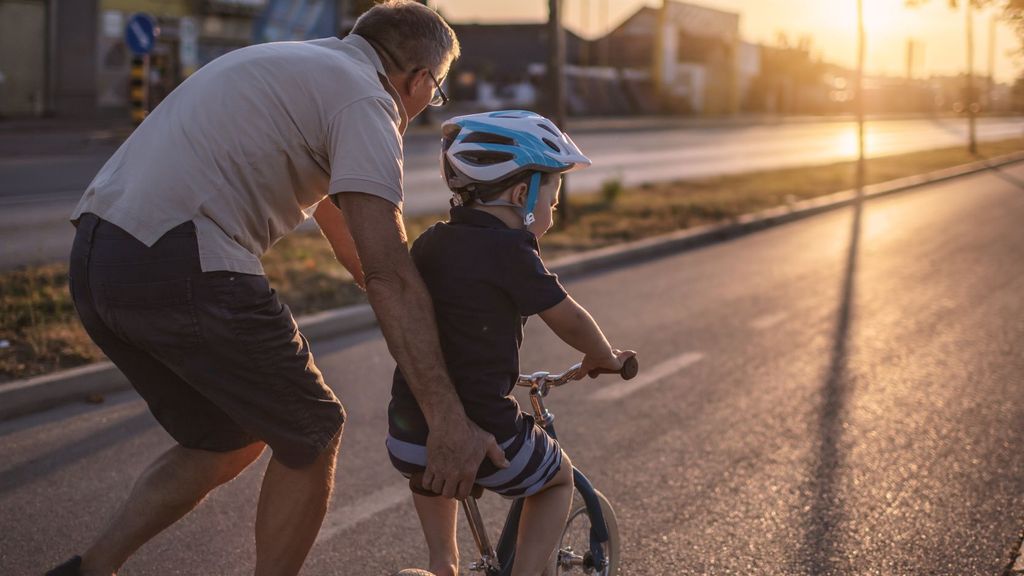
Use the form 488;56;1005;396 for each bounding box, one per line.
72;34;408;275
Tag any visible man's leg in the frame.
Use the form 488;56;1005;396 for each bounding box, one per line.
254;429;342;576
81;442;265;576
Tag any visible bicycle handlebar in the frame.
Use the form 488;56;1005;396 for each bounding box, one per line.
516;354;639;390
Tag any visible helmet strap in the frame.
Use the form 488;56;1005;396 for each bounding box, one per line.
523;172;542;227
476;198;520;209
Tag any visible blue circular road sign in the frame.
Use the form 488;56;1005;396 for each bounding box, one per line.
125;13;157;56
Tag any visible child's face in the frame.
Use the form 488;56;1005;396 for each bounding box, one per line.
526;176;562;238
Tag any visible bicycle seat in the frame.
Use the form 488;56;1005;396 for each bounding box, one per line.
408;471;485;499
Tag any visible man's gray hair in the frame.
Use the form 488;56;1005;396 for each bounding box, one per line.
352;0;460;75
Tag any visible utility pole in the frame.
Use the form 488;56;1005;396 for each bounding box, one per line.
653;0;668;112
856;0;866;199
988;14;996;110
580;0;590;68
906;38;915;80
965;0;977;154
548;0;570;222
600;0;609;67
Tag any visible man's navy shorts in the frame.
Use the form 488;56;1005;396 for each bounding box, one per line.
69;214;345;468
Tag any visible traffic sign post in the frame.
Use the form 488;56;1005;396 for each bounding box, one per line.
124;13;158;125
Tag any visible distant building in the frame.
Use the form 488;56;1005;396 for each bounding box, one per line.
446;23;587;113
0;0;100;117
591;0;755;115
744;41;831;114
95;1;269;113
0;0;336;119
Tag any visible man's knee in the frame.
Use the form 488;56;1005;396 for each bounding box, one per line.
222;441;266;474
198;441;267;484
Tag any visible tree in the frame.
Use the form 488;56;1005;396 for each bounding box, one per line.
905;0;997;153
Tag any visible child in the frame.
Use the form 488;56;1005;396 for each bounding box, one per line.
387;110;635;576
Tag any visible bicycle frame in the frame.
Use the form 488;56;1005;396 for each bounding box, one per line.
462;369;613;575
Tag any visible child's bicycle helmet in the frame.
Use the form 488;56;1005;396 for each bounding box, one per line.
441;110;591;226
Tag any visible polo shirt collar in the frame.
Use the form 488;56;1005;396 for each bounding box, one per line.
341;34;409;134
449;206;514;230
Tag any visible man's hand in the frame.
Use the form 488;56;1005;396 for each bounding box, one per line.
422;417;508;499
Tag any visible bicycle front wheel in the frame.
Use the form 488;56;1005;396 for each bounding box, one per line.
552;489;619;575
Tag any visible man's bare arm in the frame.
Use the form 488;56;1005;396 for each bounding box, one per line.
314;200;365;289
331;192;507;498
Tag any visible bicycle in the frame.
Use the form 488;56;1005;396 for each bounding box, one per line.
409;355;639;575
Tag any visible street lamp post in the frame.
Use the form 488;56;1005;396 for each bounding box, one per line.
547;0;570;222
966;0;978;154
857;0;866;198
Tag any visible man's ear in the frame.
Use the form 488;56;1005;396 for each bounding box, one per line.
407;68;430;96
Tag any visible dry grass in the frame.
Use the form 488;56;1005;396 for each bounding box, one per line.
2;138;1021;381
0;264;101;379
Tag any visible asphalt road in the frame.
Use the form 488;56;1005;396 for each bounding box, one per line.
2;161;1023;574
1;116;1022;270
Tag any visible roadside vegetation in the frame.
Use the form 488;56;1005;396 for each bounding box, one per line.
2;138;1021;381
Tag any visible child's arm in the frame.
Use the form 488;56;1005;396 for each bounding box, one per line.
314;199;366;289
539;295;635;377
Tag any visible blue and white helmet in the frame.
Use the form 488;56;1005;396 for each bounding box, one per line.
441;110;591;225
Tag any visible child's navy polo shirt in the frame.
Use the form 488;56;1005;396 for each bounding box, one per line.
389;206;568;444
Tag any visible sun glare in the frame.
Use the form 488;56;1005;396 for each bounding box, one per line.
833;0;916;36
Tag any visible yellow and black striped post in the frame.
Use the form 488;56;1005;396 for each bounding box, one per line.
130;55;149;125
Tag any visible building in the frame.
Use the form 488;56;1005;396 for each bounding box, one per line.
592;0;756;115
0;0;100;117
93;1;269;115
446;23;587;113
0;0;343;120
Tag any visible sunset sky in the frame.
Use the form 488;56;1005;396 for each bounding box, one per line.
432;0;1023;83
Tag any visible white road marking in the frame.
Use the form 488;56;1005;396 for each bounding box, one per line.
750;312;788;330
591;352;705;402
315;482;410;544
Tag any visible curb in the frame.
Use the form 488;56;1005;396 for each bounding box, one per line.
2;150;1023;421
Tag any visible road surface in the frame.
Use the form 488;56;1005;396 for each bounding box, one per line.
3;161;1023;575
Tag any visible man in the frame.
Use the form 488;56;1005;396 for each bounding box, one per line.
48;2;506;575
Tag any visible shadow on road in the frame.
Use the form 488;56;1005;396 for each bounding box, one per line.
800;194;863;575
986;163;1024;192
0;411;154;498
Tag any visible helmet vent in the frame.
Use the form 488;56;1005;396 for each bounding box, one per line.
542;138;560;153
463;132;515;146
457;150;514;166
537;123;560;136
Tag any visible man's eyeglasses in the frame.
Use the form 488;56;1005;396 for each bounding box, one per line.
426;69;449;107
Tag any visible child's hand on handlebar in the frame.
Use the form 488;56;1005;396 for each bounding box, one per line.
578;349;637;379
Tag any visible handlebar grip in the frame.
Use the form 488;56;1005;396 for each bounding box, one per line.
620;355;639;380
587;354;639;380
